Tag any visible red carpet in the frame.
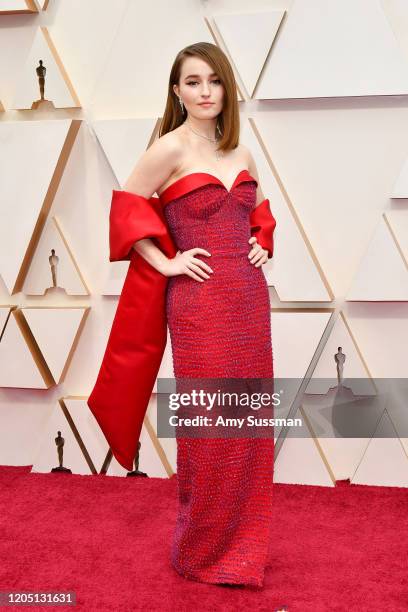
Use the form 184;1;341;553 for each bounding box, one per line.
0;465;407;611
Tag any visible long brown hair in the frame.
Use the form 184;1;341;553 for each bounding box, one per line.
158;42;240;152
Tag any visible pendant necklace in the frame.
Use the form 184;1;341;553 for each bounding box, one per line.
185;119;224;161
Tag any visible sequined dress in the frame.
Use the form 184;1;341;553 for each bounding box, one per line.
160;169;274;587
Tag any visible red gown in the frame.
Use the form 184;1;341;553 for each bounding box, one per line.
88;169;277;586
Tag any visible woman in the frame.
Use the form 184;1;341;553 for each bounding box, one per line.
88;42;276;587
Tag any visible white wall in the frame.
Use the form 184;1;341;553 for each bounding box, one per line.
0;0;407;484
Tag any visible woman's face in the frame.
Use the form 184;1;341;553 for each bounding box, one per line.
173;56;224;119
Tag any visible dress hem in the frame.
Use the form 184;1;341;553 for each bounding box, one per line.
171;557;266;589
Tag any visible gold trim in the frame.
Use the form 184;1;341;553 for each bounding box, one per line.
384;211;408;271
59;398;98;474
143;414;174;478
252;11;287;99
13;120;82;294
52;216;91;294
0;306;14;341
41;26;81;107
299;405;337;485
0;0;38;13
20;306;91;384
13;309;54;387
339;311;375;384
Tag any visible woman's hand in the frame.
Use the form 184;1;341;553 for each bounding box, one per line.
162;248;214;282
248;236;268;267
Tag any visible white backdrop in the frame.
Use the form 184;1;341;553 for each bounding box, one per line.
0;0;407;484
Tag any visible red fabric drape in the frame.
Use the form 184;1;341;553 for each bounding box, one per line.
250;198;277;259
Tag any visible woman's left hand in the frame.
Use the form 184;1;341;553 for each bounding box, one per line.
248;236;268;267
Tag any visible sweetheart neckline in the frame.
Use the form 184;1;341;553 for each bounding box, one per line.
158;168;256;204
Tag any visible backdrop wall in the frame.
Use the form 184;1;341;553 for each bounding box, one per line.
0;0;407;484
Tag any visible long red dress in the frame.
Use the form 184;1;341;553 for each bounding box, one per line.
87;169;277;587
160;170;275;586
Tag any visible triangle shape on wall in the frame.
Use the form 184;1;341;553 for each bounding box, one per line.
241;119;333;301
92;117;159;188
23;216;89;296
346;214;408;301
306;311;375;394
0;119;81;294
0;308;51;388
256;0;408;99
214;10;284;98
351;410;408;487
275;437;334;486
12;26;80;109
21;307;90;384
93;117;160;293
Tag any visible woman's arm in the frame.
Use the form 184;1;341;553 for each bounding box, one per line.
116;136;213;282
121;136;181;274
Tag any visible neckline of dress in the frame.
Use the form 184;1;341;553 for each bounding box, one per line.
158;169;257;206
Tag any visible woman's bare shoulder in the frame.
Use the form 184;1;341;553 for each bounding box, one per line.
123;129;184;196
153;127;185;157
236;142;251;162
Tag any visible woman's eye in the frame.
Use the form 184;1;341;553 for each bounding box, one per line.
186;80;221;86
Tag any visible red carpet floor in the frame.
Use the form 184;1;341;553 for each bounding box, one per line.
0;465;407;611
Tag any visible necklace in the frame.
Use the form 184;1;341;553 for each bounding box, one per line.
185;119;224;161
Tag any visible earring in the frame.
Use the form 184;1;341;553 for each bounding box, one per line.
178;96;184;112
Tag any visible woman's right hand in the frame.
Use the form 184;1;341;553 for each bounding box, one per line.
162;248;213;282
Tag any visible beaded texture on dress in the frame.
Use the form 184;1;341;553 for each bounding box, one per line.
163;178;274;587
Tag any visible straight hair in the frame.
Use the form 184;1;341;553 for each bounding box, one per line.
159;42;240;152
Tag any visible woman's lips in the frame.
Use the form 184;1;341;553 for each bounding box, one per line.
199;103;214;107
